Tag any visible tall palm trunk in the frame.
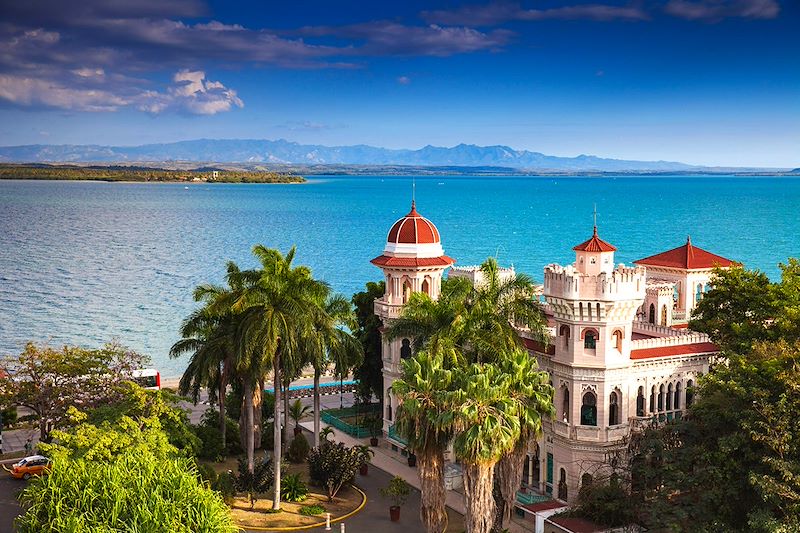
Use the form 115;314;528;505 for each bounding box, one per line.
463;461;497;533
218;362;228;450
243;379;255;473
253;381;263;450
418;443;448;533
272;353;283;510
313;368;321;445
496;439;527;527
283;379;291;448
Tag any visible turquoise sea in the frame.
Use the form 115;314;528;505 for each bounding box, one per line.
1;176;798;376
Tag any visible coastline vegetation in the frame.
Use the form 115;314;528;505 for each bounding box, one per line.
0;164;305;183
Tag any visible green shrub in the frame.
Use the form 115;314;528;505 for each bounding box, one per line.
287;433;311;463
197;462;218;485
224;417;242;455
194;424;224;461
300;504;325;516
308;442;361;501
16;446;236;533
212;471;236;505
232;457;274;509
281;473;309;502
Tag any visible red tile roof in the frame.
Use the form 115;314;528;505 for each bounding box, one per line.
525;500;567;513
635;236;734;270
370;255;455;268
386;201;441;244
630;341;719;360
573;227;617;252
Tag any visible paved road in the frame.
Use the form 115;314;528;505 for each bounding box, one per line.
0;472;23;533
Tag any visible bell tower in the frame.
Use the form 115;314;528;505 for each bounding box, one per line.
370;201;454;432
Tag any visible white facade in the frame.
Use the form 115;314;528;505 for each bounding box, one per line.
370;207;732;504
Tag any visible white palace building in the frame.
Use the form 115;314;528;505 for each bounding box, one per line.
370;201;734;503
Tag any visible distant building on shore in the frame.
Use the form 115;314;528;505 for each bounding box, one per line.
370;200;734;505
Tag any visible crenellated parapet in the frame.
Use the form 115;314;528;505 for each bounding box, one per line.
544;263;646;303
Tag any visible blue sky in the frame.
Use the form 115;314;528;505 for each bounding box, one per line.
0;0;797;167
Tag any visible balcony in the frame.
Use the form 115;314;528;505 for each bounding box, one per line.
552;420;571;438
387;424;408;447
374;298;403;319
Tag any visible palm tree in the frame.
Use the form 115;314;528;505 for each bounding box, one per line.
170;283;239;450
493;348;554;527
449;363;521;533
463;257;548;364
301;293;362;445
386;276;471;367
219;245;327;511
288;399;312;433
392;351;454;533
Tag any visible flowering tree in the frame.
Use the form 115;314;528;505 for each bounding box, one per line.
0;342;148;442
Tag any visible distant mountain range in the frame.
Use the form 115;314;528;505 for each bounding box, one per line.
0;139;701;172
0;139;791;173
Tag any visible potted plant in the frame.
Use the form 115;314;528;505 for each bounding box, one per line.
289;399;312;436
365;415;382;447
380;476;411;522
355;444;374;476
407;452;417;467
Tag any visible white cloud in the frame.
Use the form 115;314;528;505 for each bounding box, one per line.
0;70;244;115
0;74;129;111
397;76;411;85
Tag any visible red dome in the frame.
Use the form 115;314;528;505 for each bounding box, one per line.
386;201;441;244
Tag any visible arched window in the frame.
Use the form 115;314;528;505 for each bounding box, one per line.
562;387;570;423
596;303;601;320
661;305;668;326
666;383;673;410
636;386;645;417
613;330;623;352
686;380;694;407
400;338;412;359
674;382;682;410
421;279;430;296
673;284;680;302
609;390;619;425
649;303;656;324
583;330;597;349
580;392;597;426
558;468;568;500
581;473;593;491
658;384;665;411
403;280;412;303
696;283;703;302
387;403;392;421
649;386;655;413
560;325;571;349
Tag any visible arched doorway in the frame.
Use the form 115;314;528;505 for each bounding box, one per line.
649;303;656;324
400;338;412;359
636;386;645;417
661;304;668;326
609;390;620;425
580;392;597;426
558;468;568;500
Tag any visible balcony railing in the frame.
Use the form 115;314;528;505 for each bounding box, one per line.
387;424;408;447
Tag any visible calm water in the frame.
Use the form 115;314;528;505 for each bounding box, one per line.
1;176;798;376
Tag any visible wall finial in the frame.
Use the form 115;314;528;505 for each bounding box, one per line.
593;203;598;234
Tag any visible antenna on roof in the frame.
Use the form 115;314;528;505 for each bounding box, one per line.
593;203;598;234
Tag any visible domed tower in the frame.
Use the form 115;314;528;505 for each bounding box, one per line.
371;201;454;432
